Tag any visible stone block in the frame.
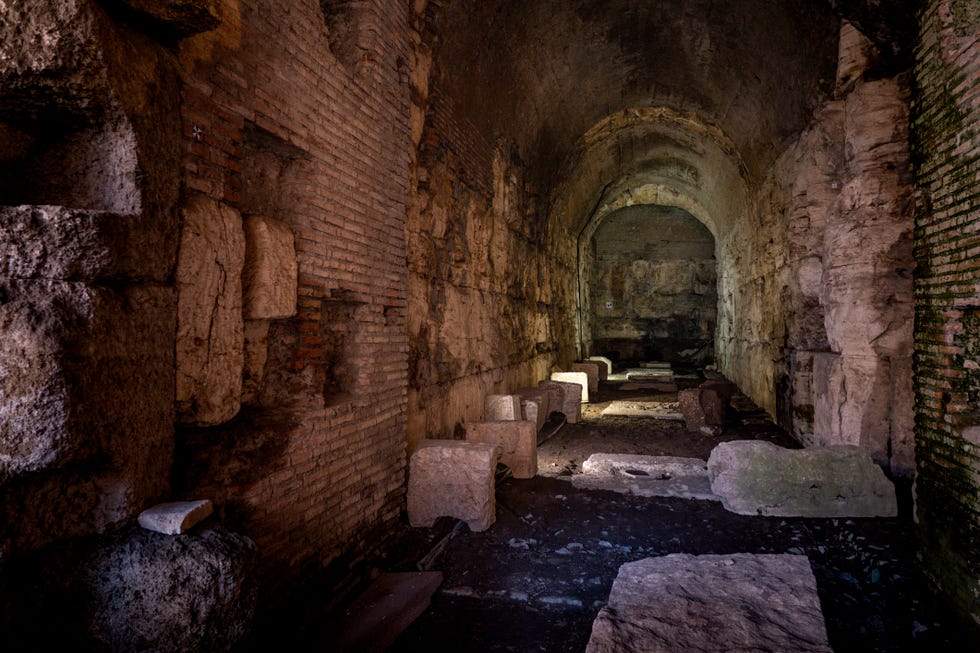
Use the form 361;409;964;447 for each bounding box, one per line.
407;440;502;531
484;394;522;421
707;440;897;517
586;356;612;380
176;194;245;426
572;362;600;393
242;215;297;320
539;380;582;424
138;500;213;535
466;420;537;479
550;371;589;403
698;379;736;404
0;278;174;487
515;387;550;432
586;554;831;653
678;388;725;436
81;525;257;652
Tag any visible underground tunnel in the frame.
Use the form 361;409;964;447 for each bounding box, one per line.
1;0;979;650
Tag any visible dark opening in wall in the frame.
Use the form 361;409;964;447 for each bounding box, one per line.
319;296;363;405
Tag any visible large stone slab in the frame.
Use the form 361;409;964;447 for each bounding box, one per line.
407;440;502;531
466;420;537;479
484;394;522;421
572;362;600;393
81;525;257;652
550;371;589;403
138;500;213;535
586;554;832;653
242;215;297;320
707;440;897;517
176;194;245;426
539;380;582;423
599;401;682;420
574;454;717;501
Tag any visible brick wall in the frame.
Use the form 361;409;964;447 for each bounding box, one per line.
176;0;413;602
911;0;980;623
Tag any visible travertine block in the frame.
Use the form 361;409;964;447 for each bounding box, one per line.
678;387;726;435
242;215;297;320
586;356;612;380
550;371;589;403
539;380;582;424
587;554;832;653
138;500;213;535
515;387;550;432
484;394;522;421
572;362;600;393
707;440;897;517
466;420;537;479
407;440;502;531
176;194;245;426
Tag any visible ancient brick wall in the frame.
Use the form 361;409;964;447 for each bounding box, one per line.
405;35;578;448
174;0;414;602
910;0;980;623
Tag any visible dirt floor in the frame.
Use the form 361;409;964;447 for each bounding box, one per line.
302;372;980;652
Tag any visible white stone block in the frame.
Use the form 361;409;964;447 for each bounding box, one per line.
138;500;213;535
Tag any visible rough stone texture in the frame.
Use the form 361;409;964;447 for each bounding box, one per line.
175;193;245;426
590;205;717;365
466;420;537;479
115;0;220;37
572;362;600;394
577;454;715;501
81;525;257;652
550;371;589;403
0;279;174;536
407;440;502;531
677;388;725;436
515;387;549;432
600;401;683;420
138;500;213;535
911;0;980;622
586;554;832;653
707;440;897;517
586;356;612;380
242;215;297;320
484;394;522;421
539;380;582;424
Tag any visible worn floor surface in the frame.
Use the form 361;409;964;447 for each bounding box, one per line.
288;375;979;652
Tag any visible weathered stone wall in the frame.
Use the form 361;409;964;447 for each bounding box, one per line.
910;0;980;624
589;205;716;364
406;20;578;447
173;0;414;603
717;21;915;478
0;0;180;559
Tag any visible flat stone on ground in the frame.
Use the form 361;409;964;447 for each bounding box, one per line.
600;401;683;420
586;553;832;653
707;440;898;517
138;500;213;535
573;454;718;501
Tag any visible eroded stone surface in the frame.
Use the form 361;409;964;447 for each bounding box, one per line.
678;388;725;436
515;387;550;432
466;420;537;479
707;440;897;517
407;440;502;531
484;394;522;421
575;454;717;501
599;401;682;420
572;362;600;393
82;525;257;652
242;215;297;320
586;356;612;380
586;554;832;653
175;194;245;426
539;380;582;424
